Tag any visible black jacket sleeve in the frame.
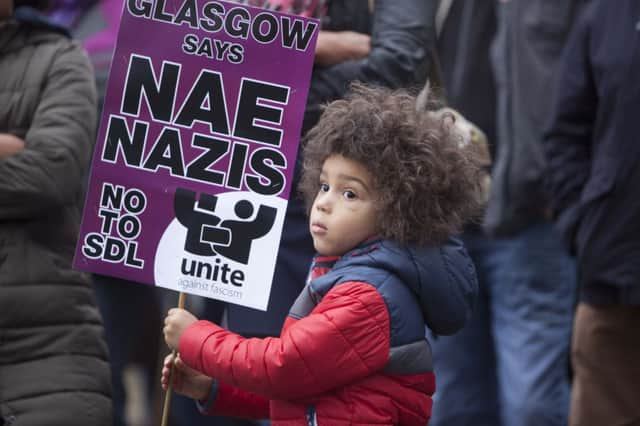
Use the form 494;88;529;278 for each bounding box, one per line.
543;7;597;250
302;0;437;133
0;40;97;220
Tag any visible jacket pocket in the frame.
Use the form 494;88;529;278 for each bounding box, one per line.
0;404;16;426
580;165;616;205
573;165;617;257
556;166;616;255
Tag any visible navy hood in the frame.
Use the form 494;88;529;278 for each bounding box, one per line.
317;237;478;336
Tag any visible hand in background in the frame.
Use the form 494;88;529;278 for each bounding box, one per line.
0;133;25;159
161;353;213;401
315;31;371;67
163;308;198;350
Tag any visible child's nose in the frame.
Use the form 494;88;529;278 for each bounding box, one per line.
315;192;332;212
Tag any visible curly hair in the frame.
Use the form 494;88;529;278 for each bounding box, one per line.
299;83;486;245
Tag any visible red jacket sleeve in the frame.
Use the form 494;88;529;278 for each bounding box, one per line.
198;380;270;419
179;281;390;401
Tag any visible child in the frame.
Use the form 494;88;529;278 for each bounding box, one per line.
162;84;484;425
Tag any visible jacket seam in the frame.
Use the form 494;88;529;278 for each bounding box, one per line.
325;283;388;372
2;388;111;404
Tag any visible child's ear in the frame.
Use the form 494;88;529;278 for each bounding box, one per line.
374;205;385;231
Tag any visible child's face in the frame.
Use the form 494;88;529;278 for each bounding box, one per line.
309;154;379;256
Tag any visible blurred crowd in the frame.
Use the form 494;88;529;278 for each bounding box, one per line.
1;0;638;425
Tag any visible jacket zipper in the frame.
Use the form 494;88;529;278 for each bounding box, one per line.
305;406;318;426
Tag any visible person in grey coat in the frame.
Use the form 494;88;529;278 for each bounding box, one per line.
0;1;112;424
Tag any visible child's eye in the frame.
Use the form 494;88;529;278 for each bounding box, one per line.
319;183;329;192
343;190;357;200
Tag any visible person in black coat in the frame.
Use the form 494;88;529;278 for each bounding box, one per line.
543;1;640;425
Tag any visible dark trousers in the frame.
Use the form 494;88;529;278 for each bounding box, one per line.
92;275;164;426
570;303;640;426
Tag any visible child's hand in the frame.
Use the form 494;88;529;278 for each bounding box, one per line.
163;308;198;350
161;354;212;401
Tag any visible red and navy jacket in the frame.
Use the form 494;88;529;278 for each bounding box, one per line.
179;237;478;425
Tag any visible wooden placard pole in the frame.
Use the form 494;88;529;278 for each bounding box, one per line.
160;291;186;426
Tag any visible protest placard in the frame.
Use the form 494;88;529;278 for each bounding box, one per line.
73;0;319;311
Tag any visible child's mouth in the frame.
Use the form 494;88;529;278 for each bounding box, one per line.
311;222;327;234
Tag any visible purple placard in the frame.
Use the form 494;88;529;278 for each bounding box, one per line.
73;0;319;311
